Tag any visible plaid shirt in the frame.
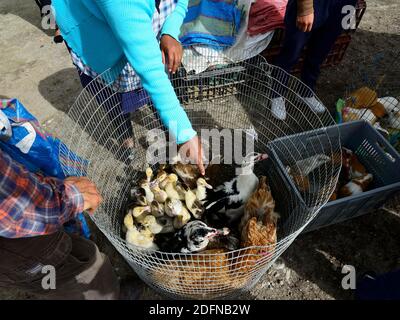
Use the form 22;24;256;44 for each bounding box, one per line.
0;151;84;238
70;0;178;93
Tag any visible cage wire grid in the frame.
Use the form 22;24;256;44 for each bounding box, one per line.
58;50;341;299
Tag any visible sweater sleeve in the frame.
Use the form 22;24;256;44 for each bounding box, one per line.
297;0;314;16
95;0;196;144
161;0;188;41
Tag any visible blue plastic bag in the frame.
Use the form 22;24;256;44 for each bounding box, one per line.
0;98;91;238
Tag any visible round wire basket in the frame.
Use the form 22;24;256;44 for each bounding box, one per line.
58;52;341;299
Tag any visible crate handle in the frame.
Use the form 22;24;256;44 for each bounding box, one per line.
306;130;340;145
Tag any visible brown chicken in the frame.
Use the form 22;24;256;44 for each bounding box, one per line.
152;249;237;298
236;176;279;275
330;148;371;201
345;86;378;109
239;176;275;230
339;173;373;197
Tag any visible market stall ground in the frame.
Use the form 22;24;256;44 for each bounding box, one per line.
0;0;399;300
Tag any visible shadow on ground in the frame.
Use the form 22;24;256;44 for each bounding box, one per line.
0;0;54;37
38;67;81;113
282;210;399;299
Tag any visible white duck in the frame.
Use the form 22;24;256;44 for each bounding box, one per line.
379;96;400;130
203;153;268;228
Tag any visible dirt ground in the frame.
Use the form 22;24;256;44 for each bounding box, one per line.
0;0;399;300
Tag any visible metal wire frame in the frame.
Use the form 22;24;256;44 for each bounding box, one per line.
58;49;341;299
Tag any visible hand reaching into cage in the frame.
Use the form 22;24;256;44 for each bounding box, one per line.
65;177;102;214
160;34;183;74
178;135;205;176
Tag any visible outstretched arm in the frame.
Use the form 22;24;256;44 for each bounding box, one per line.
0;151;100;238
95;0;196;144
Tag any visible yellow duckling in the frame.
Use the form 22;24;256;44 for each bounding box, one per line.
140;167;155;203
150;185;168;203
126;225;158;250
123;212;134;231
135;194;148;206
164;174;185;200
151;201;165;217
173;206;191;229
136;214;163;234
124;213;158;250
156;171;169;190
185;187;204;219
129;205;151;218
140;181;154;203
195;178;213;202
145;167;154;182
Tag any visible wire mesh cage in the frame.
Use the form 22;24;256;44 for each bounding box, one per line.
58;51;341;299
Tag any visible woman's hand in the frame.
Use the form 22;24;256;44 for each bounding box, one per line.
296;13;314;32
160;34;183;74
65;177;102;214
178;135;205;175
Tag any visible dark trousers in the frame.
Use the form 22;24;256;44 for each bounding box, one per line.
0;231;119;300
274;0;357;92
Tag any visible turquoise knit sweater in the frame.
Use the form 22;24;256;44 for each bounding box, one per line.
52;0;195;144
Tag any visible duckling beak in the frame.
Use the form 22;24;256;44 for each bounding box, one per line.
205;183;213;189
